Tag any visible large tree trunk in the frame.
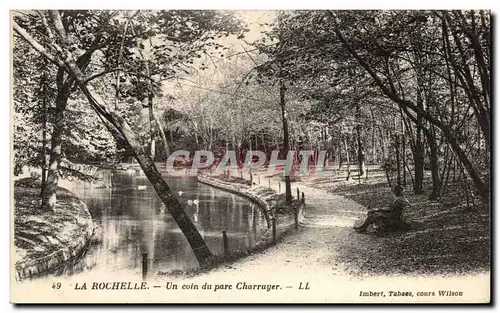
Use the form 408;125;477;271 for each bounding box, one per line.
446;129;489;200
42;68;70;211
279;81;292;205
133;150;213;264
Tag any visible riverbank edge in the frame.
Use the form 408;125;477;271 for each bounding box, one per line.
188;175;297;268
14;191;95;281
197;174;274;229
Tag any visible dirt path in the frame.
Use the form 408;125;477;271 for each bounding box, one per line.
192;181;368;277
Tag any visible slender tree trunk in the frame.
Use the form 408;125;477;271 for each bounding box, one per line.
371;114;376;164
337;140;343;171
148;94;156;160
401;119;407;186
208;115;213;150
355;101;366;178
279;81;292;205
395;135;401;186
425;127;440;200
344;134;351;181
40;72;48;198
379;127;386;162
169;129;174;149
447;131;488;200
42;69;69;211
261;134;267;155
194;127;200;147
453;157;457;182
146;96;169;159
413;89;425;194
114;12;134;110
440;147;453;197
385;166;392;188
155;115;169;158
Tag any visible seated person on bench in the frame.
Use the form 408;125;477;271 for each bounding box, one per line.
354;184;411;233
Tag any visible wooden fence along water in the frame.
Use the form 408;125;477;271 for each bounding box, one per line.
140;183;306;279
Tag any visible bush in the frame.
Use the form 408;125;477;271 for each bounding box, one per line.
14;176;41;188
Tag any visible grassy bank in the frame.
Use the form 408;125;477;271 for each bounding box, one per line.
13;178;94;277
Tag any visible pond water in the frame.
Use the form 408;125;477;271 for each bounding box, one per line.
60;166;267;279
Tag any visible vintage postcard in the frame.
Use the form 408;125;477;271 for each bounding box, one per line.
10;9;491;303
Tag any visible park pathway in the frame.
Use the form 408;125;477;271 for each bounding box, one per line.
240;170;367;228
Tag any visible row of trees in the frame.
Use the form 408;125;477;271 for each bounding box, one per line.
249;10;490;203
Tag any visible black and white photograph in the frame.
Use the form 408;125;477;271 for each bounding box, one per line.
10;8;491;303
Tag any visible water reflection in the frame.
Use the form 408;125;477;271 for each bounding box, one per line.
61;168;267;278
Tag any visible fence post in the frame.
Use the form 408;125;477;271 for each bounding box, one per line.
222;231;229;255
272;217;277;244
268;178;271;188
258;175;261;184
142;252;148;280
278;182;281;193
296;187;299;200
302;192;305;204
294;204;299;229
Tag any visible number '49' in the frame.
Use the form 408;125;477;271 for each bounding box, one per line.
52;282;61;289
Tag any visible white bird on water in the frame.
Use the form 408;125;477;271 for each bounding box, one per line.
178;191;184;197
192;199;200;222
